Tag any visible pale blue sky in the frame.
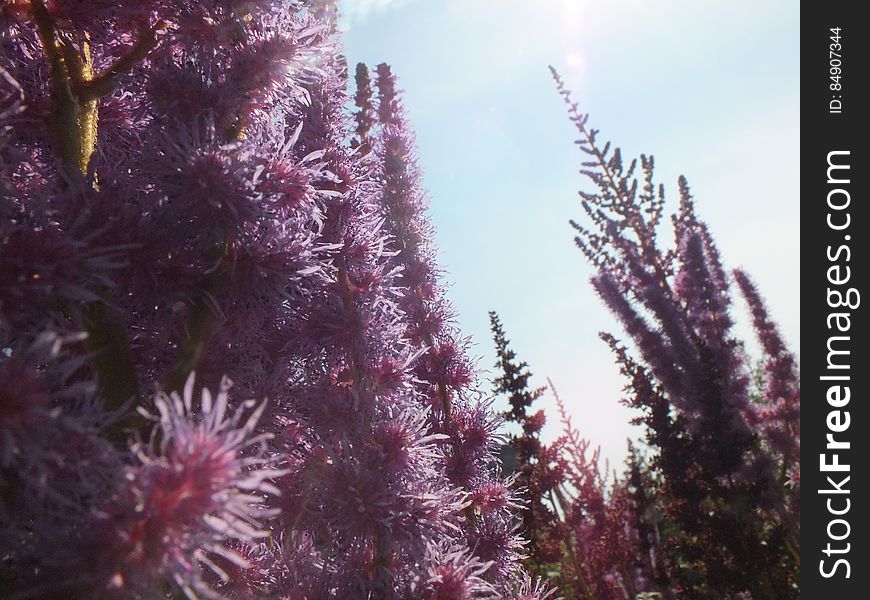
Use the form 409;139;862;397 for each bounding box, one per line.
340;0;800;467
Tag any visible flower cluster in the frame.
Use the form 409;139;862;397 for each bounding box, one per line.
482;69;800;600
551;67;800;598
490;315;666;600
1;2;553;598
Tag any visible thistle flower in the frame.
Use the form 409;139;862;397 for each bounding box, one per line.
417;542;498;600
2;2;534;596
509;574;560;600
55;375;278;599
0;331;115;521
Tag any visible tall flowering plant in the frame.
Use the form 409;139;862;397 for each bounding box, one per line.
488;313;553;571
552;68;800;598
0;1;554;597
490;313;669;599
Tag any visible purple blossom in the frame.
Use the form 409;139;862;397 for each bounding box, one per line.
552;67;799;597
417;542;498;600
733;268;800;490
2;3;532;597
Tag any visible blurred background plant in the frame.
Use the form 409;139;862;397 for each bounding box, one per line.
485;72;800;600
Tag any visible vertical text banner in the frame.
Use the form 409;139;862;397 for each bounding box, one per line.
803;4;867;597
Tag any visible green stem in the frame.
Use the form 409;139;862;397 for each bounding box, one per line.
32;2;148;444
164;248;229;395
81;300;142;441
33;1;163;174
31;0;98;174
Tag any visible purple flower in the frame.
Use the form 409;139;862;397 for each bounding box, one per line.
1;3;535;595
68;375;278;598
553;67;799;597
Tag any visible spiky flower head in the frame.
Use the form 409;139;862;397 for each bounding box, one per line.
55;375;278;599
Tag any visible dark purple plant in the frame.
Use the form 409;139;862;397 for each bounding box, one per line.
552;67;799;598
488;312;553;570
0;2;557;597
489;313;667;599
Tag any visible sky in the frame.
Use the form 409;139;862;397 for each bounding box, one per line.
339;0;800;468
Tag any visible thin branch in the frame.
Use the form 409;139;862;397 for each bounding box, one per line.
80;21;166;100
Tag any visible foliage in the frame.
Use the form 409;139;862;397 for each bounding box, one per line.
550;67;800;599
490;69;800;590
490;314;669;599
0;2;558;598
0;1;801;597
